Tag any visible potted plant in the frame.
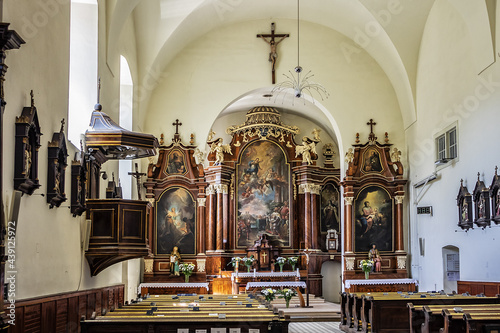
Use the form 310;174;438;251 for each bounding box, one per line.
287;257;298;271
179;262;195;283
278;288;297;308
242;255;255;273
275;257;286;272
359;259;374;279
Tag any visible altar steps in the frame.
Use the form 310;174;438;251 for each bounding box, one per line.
289;322;343;333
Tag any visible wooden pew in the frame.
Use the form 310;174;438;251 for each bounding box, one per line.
464;313;500;333
420;305;500;333
82;294;289;332
363;293;500;333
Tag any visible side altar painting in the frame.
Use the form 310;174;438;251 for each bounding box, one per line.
156;187;196;255
236;140;290;248
354;185;393;253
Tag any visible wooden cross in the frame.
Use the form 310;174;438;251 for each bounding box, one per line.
172;119;182;134
128;163;146;200
367;119;377;142
257;23;289;84
261;252;267;263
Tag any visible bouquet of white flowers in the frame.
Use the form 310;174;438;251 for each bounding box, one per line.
261;288;277;302
179;263;195;282
275;257;286;272
242;256;255;272
287;257;298;271
278;288;297;308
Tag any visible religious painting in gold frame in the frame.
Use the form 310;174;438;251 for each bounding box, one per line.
320;182;340;233
236;140;291;248
165;149;187;175
155;186;196;255
361;147;384;174
353;185;393;253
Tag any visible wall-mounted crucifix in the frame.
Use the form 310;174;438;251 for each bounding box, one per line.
257;23;289;84
128;163;146;200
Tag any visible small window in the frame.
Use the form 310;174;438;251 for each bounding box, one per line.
436;134;446;160
448;128;457;159
435;126;458;164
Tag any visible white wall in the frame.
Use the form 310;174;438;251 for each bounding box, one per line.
408;0;500;292
2;0;142;300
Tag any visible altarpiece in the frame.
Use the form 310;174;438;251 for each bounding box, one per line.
144;106;340;296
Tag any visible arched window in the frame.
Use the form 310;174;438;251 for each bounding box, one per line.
119;56;133;199
68;0;98;146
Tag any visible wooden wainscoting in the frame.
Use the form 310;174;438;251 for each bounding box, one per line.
8;284;124;333
458;281;500;296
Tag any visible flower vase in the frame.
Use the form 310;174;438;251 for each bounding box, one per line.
279;264;283;273
291;264;296;271
185;275;190;283
285;299;290;308
364;271;369;280
247;266;251;273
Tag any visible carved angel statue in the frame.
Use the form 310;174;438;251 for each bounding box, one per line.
312;128;322;142
295;136;317;165
209;138;232;165
345;148;354;164
391;147;401;163
207;129;216;142
193;148;205;165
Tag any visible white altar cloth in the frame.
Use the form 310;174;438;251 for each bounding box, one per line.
231;271;300;281
245;281;307;290
344;278;418;289
138;282;209;293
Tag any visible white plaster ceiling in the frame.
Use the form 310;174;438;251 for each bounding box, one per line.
108;0;437;129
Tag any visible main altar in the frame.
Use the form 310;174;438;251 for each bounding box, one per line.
142;106;341;296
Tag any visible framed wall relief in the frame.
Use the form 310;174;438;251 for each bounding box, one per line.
70;152;87;217
14;91;42;195
457;179;473;230
473;173;490;229
353;185;393;253
489;166;500;225
320;182;339;233
236;140;291;248
47;119;68;208
156;186;196;255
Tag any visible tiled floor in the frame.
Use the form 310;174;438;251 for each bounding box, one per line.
289;322;342;333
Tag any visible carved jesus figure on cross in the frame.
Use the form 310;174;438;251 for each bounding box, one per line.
257;23;289;84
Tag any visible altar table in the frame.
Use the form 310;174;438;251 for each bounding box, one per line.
245;281;307;291
344;278;418;293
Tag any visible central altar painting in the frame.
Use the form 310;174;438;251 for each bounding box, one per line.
236;140;291;248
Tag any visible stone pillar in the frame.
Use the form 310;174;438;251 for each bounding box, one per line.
197;197;206;254
395;195;405;252
214;184;227;252
300;184;312;249
206;185;216;251
310;184;322;250
344;196;354;253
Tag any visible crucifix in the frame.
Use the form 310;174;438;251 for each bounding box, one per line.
257;23;289;84
128;163;146;200
367;118;377;142
172;119;182;142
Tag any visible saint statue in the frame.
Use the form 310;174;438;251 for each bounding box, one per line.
368;244;382;272
170;246;181;276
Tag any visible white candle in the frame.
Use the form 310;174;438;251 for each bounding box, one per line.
253;268;256;277
296;268;300;277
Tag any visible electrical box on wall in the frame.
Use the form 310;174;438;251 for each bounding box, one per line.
417;206;433;215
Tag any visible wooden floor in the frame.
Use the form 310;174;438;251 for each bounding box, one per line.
289;322;342;333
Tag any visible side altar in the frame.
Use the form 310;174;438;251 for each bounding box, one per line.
342;120;409;285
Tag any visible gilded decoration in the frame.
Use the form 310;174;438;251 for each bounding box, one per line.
226;106;299;142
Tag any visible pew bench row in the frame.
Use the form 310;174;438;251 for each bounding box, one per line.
341;291;500;333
